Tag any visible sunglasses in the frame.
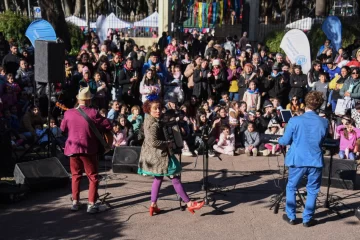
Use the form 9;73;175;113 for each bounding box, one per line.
352;72;359;75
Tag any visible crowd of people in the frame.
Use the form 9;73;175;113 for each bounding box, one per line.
2;29;360;161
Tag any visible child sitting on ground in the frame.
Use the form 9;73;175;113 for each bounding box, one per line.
243;122;260;156
264;119;284;155
213;124;235;156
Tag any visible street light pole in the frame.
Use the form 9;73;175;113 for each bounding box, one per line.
85;0;90;30
28;0;31;18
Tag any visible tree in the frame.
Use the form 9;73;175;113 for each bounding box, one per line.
4;0;10;11
63;0;73;17
73;0;82;16
38;0;71;51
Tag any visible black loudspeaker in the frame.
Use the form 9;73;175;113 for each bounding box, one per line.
14;157;69;190
35;40;65;83
112;146;141;173
321;157;358;190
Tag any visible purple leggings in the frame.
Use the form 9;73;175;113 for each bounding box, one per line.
151;176;190;203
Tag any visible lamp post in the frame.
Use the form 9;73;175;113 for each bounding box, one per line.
85;0;90;31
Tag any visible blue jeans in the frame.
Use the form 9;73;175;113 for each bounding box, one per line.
286;167;322;223
229;92;239;101
338;150;356;160
331;99;337;113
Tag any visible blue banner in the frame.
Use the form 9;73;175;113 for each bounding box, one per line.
322;16;342;51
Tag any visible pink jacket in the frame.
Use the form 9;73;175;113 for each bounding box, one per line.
113;130;127;147
165;44;178;56
336;125;360;151
217;133;235;147
60;106;112;156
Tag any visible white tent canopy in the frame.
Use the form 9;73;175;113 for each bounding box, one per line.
105;13;132;29
285;17;314;31
134;12;158;27
65;16;87;27
90;22;96;28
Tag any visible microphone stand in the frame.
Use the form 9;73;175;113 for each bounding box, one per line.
322;111;342;218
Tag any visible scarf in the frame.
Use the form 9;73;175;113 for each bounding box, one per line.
229;65;237;70
271;72;282;78
124;64;133;71
247;88;259;94
212;68;220;76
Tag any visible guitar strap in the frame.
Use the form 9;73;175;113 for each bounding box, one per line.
76;107;109;152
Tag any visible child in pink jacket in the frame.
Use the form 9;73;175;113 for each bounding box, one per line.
336;120;360;160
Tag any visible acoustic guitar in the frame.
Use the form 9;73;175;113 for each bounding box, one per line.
57;102;113;152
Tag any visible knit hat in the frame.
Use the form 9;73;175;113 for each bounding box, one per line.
268;119;280;129
248;111;256;116
272;63;280;70
263;100;273;109
212;59;221;66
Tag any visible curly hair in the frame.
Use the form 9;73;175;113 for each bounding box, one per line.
142;99;162;114
305;91;324;110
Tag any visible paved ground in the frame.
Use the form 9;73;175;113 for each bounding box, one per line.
1;153;360;240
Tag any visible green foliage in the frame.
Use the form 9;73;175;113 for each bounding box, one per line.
265;22;360;59
0;11;31;45
264;30;286;54
67;22;84;53
307;23;359;58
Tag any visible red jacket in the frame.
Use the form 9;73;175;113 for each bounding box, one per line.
60;105;111;156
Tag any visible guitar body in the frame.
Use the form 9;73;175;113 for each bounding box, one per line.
103;131;114;148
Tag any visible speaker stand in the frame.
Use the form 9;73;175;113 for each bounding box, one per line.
323;147;342;218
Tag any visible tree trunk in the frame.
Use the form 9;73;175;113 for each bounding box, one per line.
63;0;74;17
145;0;154;15
4;0;10;10
38;0;71;51
315;0;326;16
74;0;82;16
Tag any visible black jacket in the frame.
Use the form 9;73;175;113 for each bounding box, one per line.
117;67;139;96
193;68;211;99
289;73;307;99
209;69;228;100
268;74;288;100
2;53;20;75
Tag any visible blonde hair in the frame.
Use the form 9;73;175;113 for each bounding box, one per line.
131;105;140;114
208;40;214;47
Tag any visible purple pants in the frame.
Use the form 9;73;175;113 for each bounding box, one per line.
151;176;190;203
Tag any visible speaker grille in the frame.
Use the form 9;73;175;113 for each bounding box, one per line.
14;157;69;190
35;40;65;83
112;146;141;173
321;157;357;190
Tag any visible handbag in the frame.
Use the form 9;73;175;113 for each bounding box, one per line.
335;97;355;116
76;107;112;154
335;99;347;115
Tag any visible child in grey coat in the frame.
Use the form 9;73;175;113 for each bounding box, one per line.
242;122;260;156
